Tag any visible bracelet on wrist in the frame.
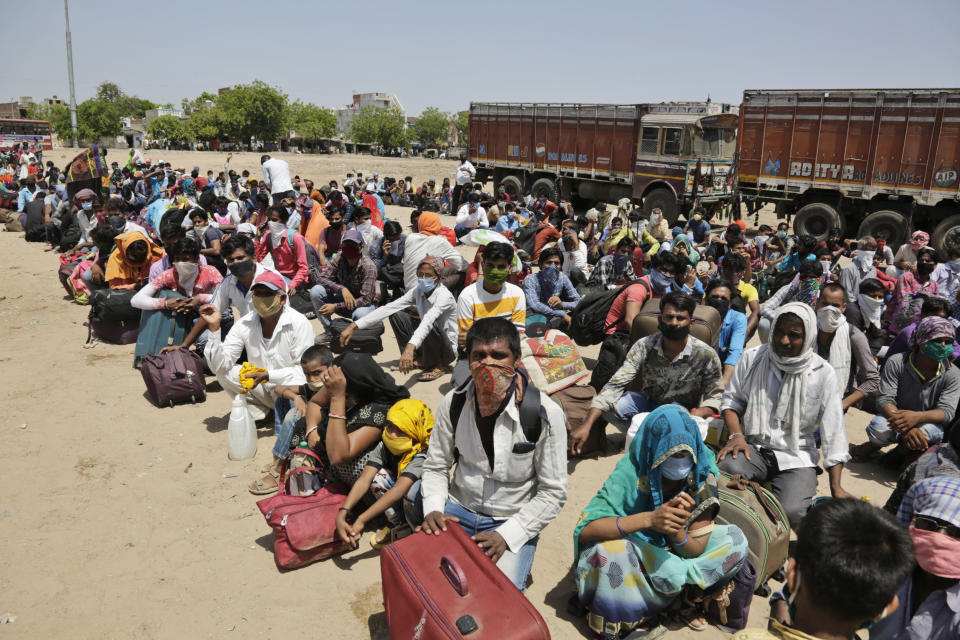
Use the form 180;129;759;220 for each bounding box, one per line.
727;432;743;440
328;413;347;421
615;517;626;538
305;425;319;440
673;531;690;547
338;507;351;514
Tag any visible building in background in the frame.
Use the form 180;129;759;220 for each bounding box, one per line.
144;107;186;126
334;92;405;137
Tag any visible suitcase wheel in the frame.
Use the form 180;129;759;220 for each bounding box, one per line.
190;394;196;404
771;566;786;582
754;581;772;597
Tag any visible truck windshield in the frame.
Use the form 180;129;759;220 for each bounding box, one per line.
692;127;735;159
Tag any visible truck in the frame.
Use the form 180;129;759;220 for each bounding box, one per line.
736;88;960;252
468;102;738;225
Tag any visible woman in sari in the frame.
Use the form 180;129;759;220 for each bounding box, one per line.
574;405;748;637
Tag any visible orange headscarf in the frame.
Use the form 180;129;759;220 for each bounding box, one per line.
104;231;164;288
418;211;442;236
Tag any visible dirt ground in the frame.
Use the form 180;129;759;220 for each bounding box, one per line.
0;150;900;639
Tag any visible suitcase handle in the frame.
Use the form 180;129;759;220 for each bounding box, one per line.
725;474;781;525
440;556;469;597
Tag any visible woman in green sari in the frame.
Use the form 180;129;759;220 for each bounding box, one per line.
574;405;748;637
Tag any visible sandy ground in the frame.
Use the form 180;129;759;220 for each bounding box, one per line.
0;150;900;639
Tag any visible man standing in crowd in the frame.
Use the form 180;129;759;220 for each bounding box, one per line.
261;155;294;206
454;153;476;213
420;317;567;592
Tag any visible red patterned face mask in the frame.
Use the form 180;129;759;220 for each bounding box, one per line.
470;361;518;417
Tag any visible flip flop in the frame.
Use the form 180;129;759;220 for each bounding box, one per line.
418;368;447;382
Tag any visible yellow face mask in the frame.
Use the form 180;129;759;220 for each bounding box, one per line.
382;429;413;457
252;293;283;318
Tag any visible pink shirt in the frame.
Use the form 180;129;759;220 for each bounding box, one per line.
255;231;310;290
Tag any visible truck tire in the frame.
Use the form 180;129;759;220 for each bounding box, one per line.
932;214;960;256
497;175;524;202
793;203;842;242
642;188;680;225
530;177;559;203
857;210;908;250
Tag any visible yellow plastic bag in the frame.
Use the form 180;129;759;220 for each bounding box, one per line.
238;362;267;393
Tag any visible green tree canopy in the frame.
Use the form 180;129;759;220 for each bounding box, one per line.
77;98;120;141
216;81;288;143
148;115;192;143
287;100;336;144
350;105;409;149
94;81;156;118
455;110;469;145
187;106;223;141
181;91;219;112
412;107;450;146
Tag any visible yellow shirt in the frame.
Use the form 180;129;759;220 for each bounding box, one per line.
738;280;759;305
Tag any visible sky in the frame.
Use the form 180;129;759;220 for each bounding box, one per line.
3;0;959;116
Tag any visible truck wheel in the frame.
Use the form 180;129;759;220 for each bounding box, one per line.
497;175;524;202
793;203;842;242
932;214;960;256
642;188;680;225
857;210;908;250
530;177;559;203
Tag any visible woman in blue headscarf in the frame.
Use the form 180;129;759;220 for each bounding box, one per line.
573;406;748;637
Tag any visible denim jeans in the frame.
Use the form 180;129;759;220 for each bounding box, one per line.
603;392;659;429
443;499;539;592
272;398;299;459
453;224;475;239
308;284;375;329
866;416;944;447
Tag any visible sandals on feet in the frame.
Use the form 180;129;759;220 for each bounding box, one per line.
418;367;448;382
248;469;280;495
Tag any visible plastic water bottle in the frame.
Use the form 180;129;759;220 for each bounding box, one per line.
227;394;257;460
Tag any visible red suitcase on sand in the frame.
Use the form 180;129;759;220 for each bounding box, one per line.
380;524;551;640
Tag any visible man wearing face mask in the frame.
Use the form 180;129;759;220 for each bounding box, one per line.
839;235;878;303
202;270;315;422
420;317;568;592
523;248;581;330
867;476;960;640
310;229;378;335
164;235;285;353
454;192;489;239
813;283;880;414
850;316;960;462
705;279;747;387
718;303;852;529
16;175;37;212
741;498;914;640
255;205;310;293
572;292;724;455
843;278;888;356
342;256;458;382
930;241;960;303
351;206;383;258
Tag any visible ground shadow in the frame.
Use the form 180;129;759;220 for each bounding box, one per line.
844;460;899;490
332;547;380;570
253;532;273;552
205;380;223;393
204;413;229;433
367;612;389;640
544;564;591;637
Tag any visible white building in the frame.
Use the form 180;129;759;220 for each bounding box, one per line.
144;107;186;125
334;92;405;137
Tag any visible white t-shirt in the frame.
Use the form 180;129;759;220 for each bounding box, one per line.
893;244;917;266
455;204;488;229
261;158;293;195
562;242;588;275
455;161;476;186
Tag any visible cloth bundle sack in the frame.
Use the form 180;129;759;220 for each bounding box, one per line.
520;329;590;394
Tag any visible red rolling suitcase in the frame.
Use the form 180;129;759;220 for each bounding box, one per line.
380;524;551;640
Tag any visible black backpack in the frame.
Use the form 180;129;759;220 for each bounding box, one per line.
88;288;141;324
513;223;539;257
568;278;650;346
280;229;323;287
449;372;543;460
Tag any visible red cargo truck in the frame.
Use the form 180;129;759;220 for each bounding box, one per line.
736;88;960;252
468;102;737;224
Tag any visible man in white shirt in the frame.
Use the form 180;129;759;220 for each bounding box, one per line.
453;152;476;213
403;211;467;291
420;317;568;591
454;193;488;238
838;235;877;303
260;155;294;206
560;228;589;290
717;302;852;529
201;270;315;421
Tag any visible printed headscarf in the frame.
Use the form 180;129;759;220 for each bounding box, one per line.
181;178;196;196
417;211;442;236
910;230;930;251
909;315;955;350
383;399;434;474
796;276;821;306
418;255;445;278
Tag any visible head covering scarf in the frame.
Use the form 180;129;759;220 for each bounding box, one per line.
104;231;164;283
909;316;956;350
910;230;930;251
181;178;196;196
671;233;699;265
418;255;446;278
335;352;411;405
417;211;442;236
573;405;718;558
630;247;645;275
384;399;434;474
741;302;818;452
72;188;97;203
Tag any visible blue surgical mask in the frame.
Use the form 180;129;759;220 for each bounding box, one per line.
660;454;695;480
81;201;93;211
417;278;437;294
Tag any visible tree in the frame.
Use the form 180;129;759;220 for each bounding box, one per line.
24;103;72;139
216;81;287;143
148;115;192;143
77;98;121;141
187;106;223;141
287;100;336;145
96;81;123;104
94;81;155;118
350;105;409;149
181;91;219;113
455;110;469;145
412;106;450;146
